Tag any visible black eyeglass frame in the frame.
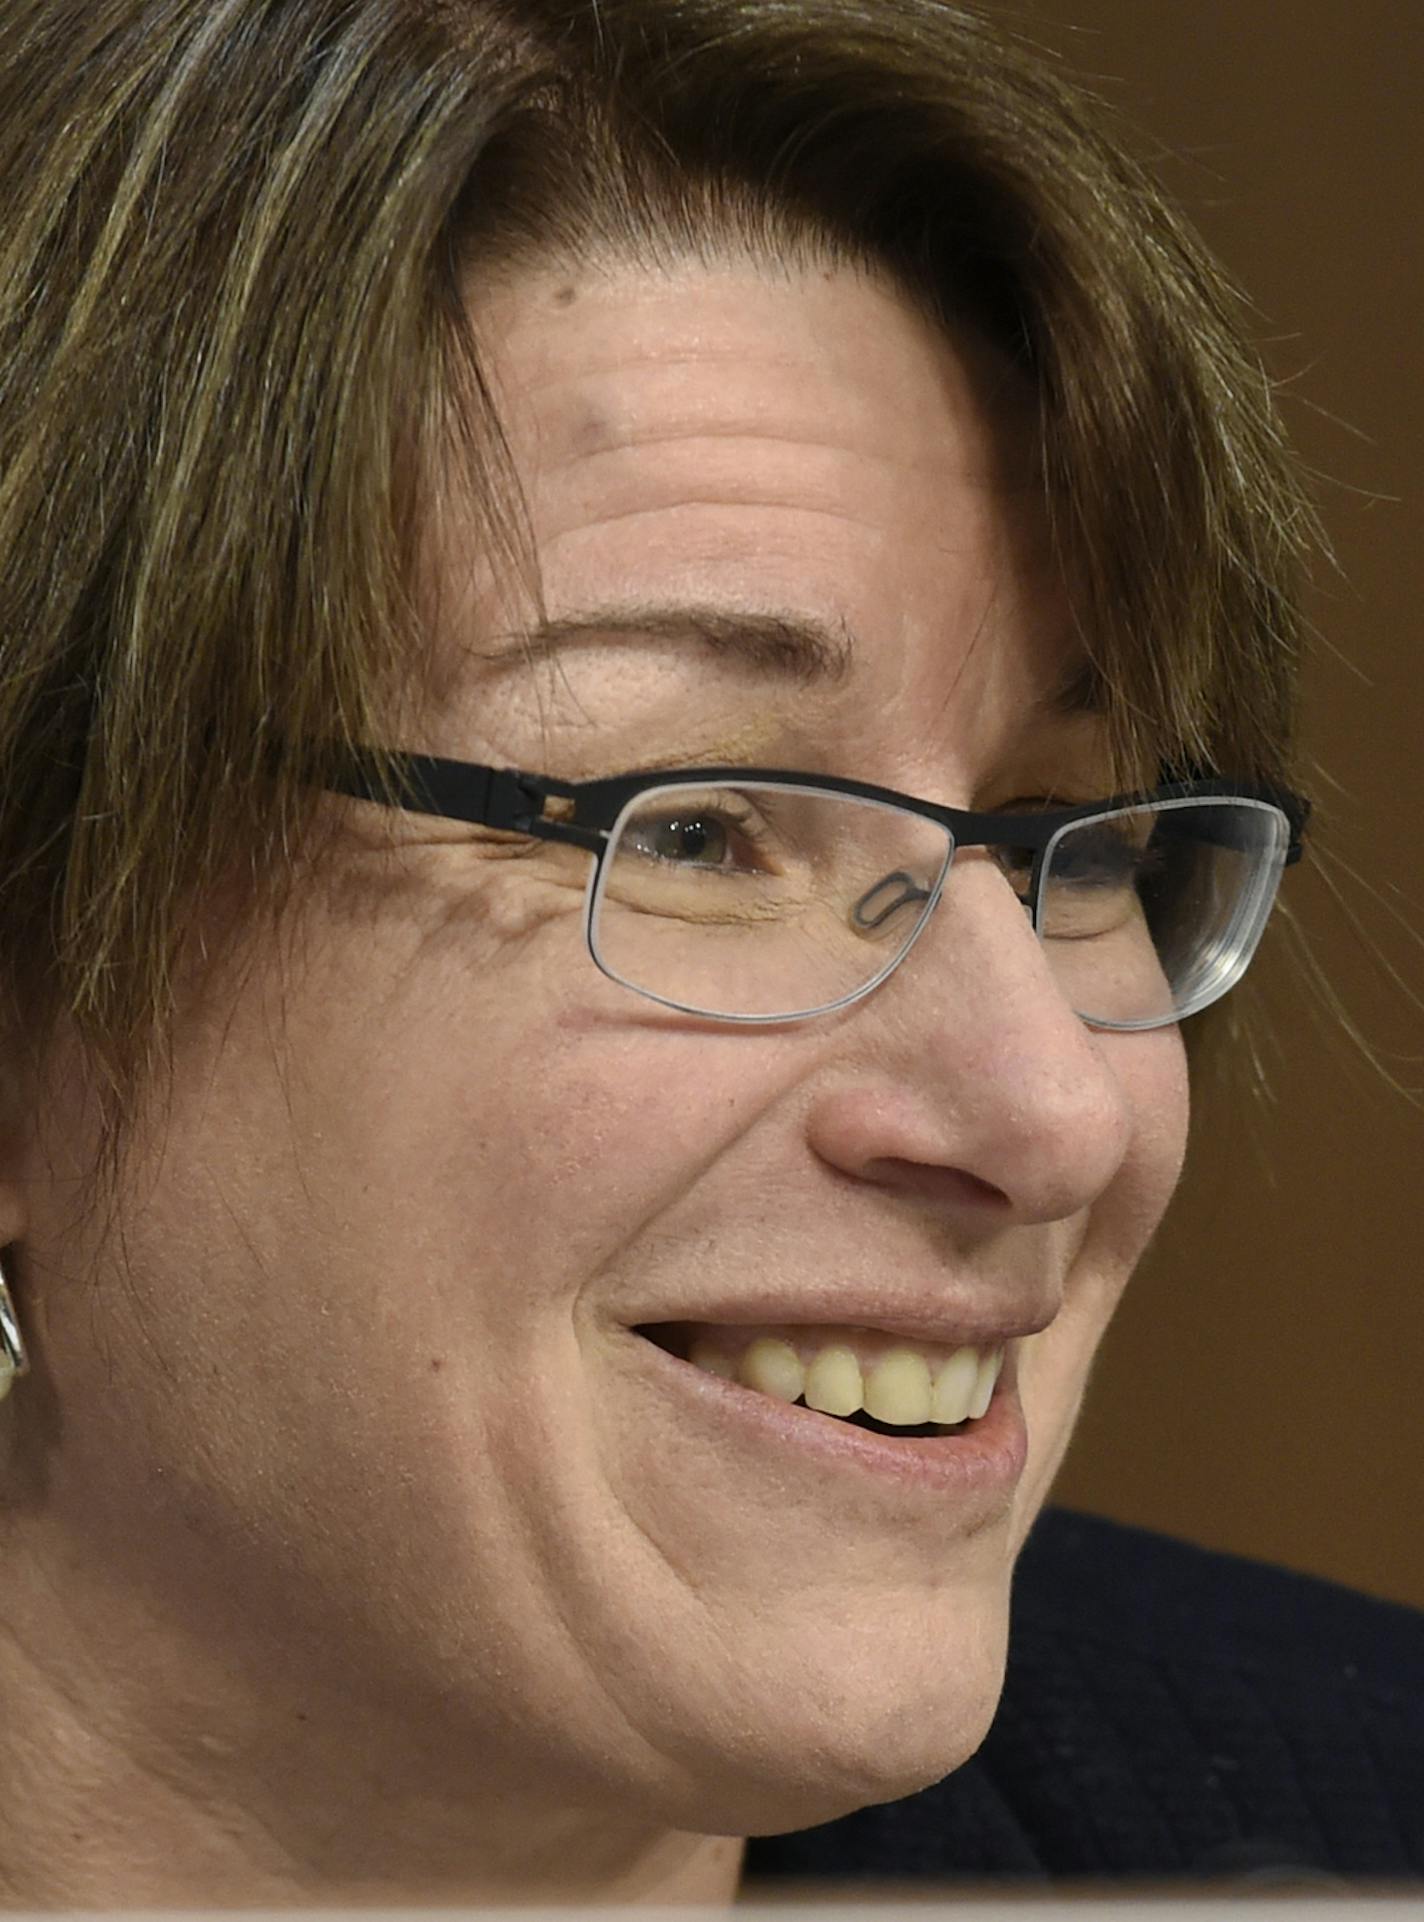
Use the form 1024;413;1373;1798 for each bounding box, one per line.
323;751;1310;1025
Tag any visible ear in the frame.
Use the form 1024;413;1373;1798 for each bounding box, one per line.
0;1136;28;1293
0;1028;96;1386
0;1064;35;1322
0;1155;29;1397
0;1083;33;1251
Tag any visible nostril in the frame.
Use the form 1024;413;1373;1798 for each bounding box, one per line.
857;1161;1010;1210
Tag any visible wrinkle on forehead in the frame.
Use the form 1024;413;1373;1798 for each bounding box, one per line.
476;255;1037;484
425;257;1078;778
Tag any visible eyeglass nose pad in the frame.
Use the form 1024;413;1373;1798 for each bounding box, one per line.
851;870;933;932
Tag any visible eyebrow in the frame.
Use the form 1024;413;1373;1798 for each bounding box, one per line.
495;600;1105;718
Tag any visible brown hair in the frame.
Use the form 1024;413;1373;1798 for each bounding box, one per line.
0;0;1323;1219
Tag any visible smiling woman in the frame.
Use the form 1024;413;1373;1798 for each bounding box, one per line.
0;0;1418;1908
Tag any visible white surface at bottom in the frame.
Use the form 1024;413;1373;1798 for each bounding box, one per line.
14;1901;1422;1920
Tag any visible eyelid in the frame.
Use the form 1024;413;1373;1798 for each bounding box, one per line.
988;794;1096;814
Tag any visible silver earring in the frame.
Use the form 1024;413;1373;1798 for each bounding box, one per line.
0;1254;29;1401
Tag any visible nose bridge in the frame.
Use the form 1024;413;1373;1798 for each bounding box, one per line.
868;849;1132;1219
890;843;1036;997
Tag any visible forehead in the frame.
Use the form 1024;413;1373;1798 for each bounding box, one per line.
427;256;1096;780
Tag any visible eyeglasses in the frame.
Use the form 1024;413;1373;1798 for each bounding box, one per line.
323;753;1309;1030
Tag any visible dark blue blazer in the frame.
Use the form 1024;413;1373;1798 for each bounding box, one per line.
742;1507;1424;1887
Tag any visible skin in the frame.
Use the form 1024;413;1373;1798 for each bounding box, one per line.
0;255;1190;1905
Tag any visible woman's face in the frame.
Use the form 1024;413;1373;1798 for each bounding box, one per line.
4;258;1189;1901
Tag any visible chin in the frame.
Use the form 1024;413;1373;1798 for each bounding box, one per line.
634;1587;1013;1840
675;1680;1006;1840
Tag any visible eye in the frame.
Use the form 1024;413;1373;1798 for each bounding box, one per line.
982;798;1066;886
990;793;1092;814
620;794;773;872
1050;821;1163;888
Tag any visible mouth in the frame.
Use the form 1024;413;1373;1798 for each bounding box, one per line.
632;1319;1009;1441
625;1318;1030;1502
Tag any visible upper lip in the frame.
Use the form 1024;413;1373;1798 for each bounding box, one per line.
631;1290;1060;1349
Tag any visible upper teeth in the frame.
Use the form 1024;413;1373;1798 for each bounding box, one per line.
686;1328;1005;1426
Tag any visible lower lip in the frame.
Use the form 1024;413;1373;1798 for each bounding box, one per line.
631;1332;1029;1503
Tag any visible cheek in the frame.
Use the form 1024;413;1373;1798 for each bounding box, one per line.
1010;1026;1189;1537
1113;1023;1192;1258
442;1015;761;1310
1073;1024;1191;1332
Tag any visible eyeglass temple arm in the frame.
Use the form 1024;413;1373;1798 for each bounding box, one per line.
1154;802;1310;865
1160;760;1311;863
323;754;607;852
1286;797;1311;865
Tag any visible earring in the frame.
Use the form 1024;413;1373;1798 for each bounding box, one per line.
0;1253;29;1401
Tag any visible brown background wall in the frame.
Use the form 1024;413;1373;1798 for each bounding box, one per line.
1018;2;1424;1608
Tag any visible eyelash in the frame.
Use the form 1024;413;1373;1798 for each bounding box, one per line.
675;795;771;861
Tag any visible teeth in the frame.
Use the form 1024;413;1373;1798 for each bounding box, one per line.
863;1350;932;1425
688;1330;1005;1430
737;1338;805;1403
803;1345;862;1418
931;1346;980;1425
969;1348;1003;1420
691;1345;739;1382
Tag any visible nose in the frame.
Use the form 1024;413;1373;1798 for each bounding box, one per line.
804;852;1137;1226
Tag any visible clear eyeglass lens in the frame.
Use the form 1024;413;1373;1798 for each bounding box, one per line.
589;782;1290;1026
591;782;952;1019
1042;797;1290;1027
